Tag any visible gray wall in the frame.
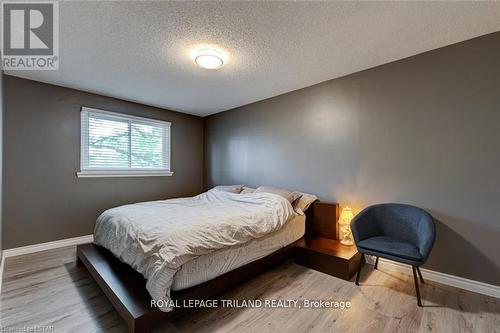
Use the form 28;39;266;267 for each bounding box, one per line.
3;76;204;249
205;32;500;285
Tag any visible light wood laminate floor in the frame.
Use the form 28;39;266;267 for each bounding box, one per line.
1;246;499;333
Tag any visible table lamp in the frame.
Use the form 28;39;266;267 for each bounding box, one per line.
339;206;354;246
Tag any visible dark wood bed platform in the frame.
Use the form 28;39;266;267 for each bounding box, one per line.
76;201;339;333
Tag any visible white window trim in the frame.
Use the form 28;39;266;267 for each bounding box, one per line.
77;107;173;178
76;170;174;178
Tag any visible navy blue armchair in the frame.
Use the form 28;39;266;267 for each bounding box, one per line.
351;203;435;306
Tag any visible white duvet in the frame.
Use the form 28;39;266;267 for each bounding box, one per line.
93;189;295;312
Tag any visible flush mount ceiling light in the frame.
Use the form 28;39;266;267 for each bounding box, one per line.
194;49;224;69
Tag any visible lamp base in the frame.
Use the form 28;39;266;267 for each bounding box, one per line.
340;239;354;246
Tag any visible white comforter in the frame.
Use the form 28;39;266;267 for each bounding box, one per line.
93;189;295;311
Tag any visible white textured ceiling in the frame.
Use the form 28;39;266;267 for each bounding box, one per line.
8;1;500;116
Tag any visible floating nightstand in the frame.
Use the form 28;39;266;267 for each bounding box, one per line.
297;202;361;280
295;237;361;280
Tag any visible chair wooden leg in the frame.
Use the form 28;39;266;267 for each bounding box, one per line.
412;266;422;307
416;266;424;283
355;254;364;285
374;256;379;270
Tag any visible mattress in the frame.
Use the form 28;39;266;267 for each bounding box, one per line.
172;214;305;291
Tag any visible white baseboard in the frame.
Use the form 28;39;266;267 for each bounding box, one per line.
0;252;5;294
3;234;94;258
365;255;500;299
0;235;92;294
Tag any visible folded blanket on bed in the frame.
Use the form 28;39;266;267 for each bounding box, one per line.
93;189;295;312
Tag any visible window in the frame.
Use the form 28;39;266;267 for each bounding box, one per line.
77;107;172;177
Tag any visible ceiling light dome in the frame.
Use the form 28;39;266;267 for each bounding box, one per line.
194;49;224;69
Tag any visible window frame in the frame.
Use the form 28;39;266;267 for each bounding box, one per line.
77;107;173;178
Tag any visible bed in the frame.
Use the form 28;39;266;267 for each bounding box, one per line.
77;188;338;332
172;214;305;291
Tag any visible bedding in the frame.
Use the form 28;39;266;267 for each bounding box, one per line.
239;186;316;214
254;186;302;204
240;186;256;194
213;184;244;193
93;189;295;312
294;192;318;215
172;214;305;290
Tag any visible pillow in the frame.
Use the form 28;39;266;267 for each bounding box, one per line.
213;185;244;194
240;186;256;194
254;186;302;204
293;192;318;215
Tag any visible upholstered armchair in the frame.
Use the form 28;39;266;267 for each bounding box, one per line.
351;203;435;306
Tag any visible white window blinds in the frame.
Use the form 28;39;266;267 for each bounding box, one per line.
78;107;172;177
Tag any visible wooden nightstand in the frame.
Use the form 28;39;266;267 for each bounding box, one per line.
295;237;361;280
